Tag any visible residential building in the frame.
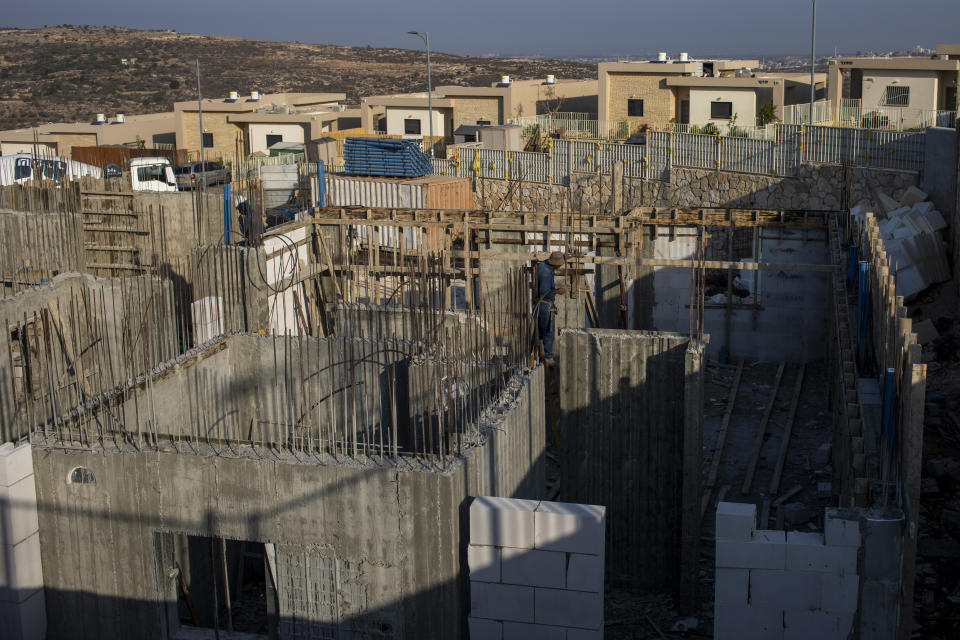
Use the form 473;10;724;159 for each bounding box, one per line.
827;47;960;128
360;78;597;139
0;112;177;158
227;108;361;156
598;55;760;128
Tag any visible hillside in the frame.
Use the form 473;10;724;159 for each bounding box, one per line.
0;26;597;131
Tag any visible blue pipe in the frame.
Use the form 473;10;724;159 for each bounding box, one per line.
317;160;326;208
847;244;858;289
223;183;231;245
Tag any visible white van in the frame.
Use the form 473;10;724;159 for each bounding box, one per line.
130;157;178;192
0;154;102;186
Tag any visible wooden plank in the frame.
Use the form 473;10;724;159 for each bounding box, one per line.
759;498;771;528
769;364;806;495
772;484;803;506
701;361;744;518
742;362;786;495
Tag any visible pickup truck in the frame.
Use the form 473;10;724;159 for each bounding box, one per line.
174;161;231;190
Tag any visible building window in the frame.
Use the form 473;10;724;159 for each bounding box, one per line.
202;132;214;148
627;99;644;117
68;467;96;485
711;101;733;119
883;85;910;107
476;120;491;126
404;119;421;135
265;134;283;148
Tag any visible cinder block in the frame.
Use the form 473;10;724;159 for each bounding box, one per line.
502;621;566;640
469;545;501;583
0;589;46;640
0;476;39;548
821;573;859;614
750;569;820;610
534;501;605;555
786;532;857;573
716;502;757;541
783;609;854;640
715;568;749;605
824;510;862;548
567;628;603;640
469;617;503;640
566;553;603;593
534;588;602;630
501;547;565;589
716;530;786;570
0;533;43;604
471;496;539;549
714;604;783;640
471;582;535;623
0;444;33;488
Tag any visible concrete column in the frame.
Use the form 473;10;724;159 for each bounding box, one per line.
612;161;624;213
0;442;45;640
679;343;704;611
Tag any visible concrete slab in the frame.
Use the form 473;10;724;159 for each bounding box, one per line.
471;582;536;623
471;496;539;549
566;553;603;593
750;569;821;610
0;476;39;548
820;573;859;614
469;617;503;640
716;502;757;541
0;533;43;604
501;547;566;589
824;510;862;548
716;530;787;570
469;545;501;583
785;531;857;573
534;501;605;555
715;568;749;605
0;444;33;488
534;588;603;630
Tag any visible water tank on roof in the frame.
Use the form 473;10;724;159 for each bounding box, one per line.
250;91;260;100
679;52;689;61
228;91;239;101
501;75;511;85
657;52;667;62
95;113;106;123
115;113;125;123
545;74;556;84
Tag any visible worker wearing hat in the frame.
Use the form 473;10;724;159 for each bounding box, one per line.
536;251;567;365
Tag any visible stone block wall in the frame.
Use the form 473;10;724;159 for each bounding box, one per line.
468;496;605;639
0;442;45;640
714;502;860;640
605;73;674;124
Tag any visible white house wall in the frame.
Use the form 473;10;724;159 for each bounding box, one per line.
385;107;448;138
688;88;757;128
860;70;938;112
248;124;307;154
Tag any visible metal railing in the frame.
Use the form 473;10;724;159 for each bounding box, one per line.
781;100;833;125
838;98;957;131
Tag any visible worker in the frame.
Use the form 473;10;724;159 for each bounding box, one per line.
536;251;567;365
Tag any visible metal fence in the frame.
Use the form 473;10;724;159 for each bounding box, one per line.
781;101;833;125
838;98;957;131
427;122;926;184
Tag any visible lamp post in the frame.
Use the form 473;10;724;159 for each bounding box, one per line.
408;31;434;157
809;0;816;125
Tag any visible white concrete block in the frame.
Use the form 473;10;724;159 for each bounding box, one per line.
877;193;901;214
750;569;820;610
786;532;857;573
783;609;854;640
471;496;539;549
469;545;501;583
502;547;565;589
0;533;43;604
534;501;605;555
471;582;535;623
0;476;39;548
821;573;859;614
900;185;927;207
716;530;786;570
0;444;33;488
714;604;783;640
824;510;862;548
469;617;503;640
716;502;757;541
534;588;603;630
566;553;603;593
502;621;567;640
567;628;603;640
0;587;46;640
715;568;749;605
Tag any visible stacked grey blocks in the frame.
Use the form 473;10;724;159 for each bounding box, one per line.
714;502;860;640
468;496;605;639
0;443;45;640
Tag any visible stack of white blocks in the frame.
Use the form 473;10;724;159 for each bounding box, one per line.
190;296;224;345
714;502;860;640
468;496;605;640
0;443;45;640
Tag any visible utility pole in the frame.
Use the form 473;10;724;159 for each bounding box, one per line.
196;59;207;196
809;0;817;125
408;31;434;157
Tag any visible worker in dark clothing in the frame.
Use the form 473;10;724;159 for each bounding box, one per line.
536;251;567;365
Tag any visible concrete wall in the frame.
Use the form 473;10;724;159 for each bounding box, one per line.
557;329;703;607
247;123;307;154
861;69;938;117
0;210;85;283
31;363;546;640
688;87;757;127
385;107;449;138
922;126;958;219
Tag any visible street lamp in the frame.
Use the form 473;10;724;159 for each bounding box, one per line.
809;0;816;125
408;31;434;157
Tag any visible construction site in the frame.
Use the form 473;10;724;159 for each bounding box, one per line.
0;121;958;640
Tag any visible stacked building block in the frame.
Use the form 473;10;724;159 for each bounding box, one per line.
342;138;433;178
468;496;605;639
190;296;224;345
0;442;45;640
714;502;861;640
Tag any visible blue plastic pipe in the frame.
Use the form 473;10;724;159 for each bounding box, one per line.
317;160;326;208
223;183;231;245
847;244;858;289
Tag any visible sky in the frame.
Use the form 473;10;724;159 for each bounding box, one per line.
4;0;959;59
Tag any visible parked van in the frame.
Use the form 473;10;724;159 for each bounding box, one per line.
130;157;178;192
173;160;231;190
0;153;102;186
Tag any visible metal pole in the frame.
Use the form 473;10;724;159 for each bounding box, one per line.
409;31;434;158
809;0;816;125
196;59;207;197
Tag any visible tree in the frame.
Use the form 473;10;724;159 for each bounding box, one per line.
757;101;778;126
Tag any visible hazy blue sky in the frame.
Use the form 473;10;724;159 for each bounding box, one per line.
4;0;958;58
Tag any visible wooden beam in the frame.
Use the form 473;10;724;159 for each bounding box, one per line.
701;360;744;518
769;364;806;496
742;362;786;495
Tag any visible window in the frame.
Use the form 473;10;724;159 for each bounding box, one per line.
627;99;644;117
14;158;31;180
883;85;910;107
265;133;283;148
68;467;96;485
202;132;214;148
711;101;733;119
137;165;165;182
476;120;491;126
404;118;421;134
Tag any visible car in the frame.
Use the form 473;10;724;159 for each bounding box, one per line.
173;160;231;190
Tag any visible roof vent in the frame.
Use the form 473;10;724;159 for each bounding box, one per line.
250;91;260;101
115;113;125;123
679;52;689;62
657;52;667;62
545;74;556;84
95;113;106;124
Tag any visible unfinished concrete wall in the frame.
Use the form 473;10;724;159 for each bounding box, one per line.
31;365;545;640
557;329;703;606
0;210;85;291
921;126;957;217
